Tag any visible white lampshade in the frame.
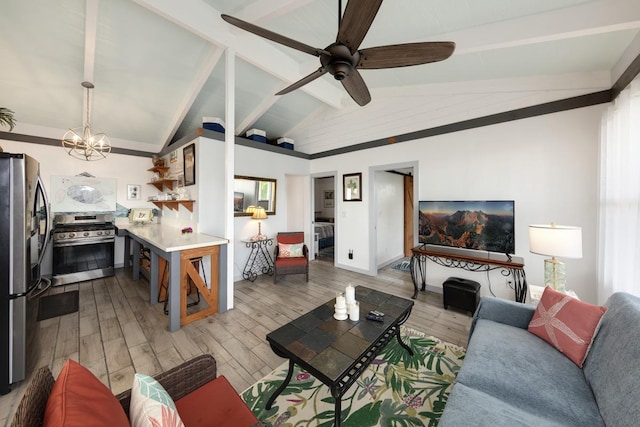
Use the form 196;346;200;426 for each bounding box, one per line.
529;224;583;259
252;206;267;220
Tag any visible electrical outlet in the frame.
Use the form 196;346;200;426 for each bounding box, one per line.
348;249;353;260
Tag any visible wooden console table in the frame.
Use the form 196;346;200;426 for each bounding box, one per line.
410;244;527;303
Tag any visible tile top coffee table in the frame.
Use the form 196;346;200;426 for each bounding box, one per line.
265;286;414;426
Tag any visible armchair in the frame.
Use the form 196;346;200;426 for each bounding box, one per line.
273;232;309;283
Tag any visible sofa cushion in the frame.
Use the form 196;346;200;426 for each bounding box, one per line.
277;242;303;258
583;292;640;426
130;373;184;427
527;287;607;367
175;375;259;427
43;359;129;427
456;319;605;426
440;383;567;427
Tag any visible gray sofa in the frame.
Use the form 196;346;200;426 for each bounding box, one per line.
440;292;640;426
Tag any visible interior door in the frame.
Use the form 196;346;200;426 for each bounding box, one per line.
403;175;414;257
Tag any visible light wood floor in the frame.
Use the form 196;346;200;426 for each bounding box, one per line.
0;259;471;425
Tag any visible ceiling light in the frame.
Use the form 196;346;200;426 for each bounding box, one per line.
62;81;111;161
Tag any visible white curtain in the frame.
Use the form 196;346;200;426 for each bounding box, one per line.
598;77;640;303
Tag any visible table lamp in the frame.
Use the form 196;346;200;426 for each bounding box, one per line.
252;206;267;238
529;223;582;292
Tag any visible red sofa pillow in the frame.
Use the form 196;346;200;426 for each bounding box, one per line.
528;287;607;367
43;359;129;427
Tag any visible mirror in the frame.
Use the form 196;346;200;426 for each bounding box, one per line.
234;175;277;216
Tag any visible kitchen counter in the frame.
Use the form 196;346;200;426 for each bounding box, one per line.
116;223;228;332
116;223;227;252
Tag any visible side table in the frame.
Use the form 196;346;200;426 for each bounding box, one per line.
242;237;274;282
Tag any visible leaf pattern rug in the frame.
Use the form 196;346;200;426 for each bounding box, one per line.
241;327;466;427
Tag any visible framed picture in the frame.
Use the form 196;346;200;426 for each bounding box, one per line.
170;150;178;163
324;190;334;208
183;144;196;186
127;184;141;200
343;172;362;201
234;192;244;212
129;208;154;224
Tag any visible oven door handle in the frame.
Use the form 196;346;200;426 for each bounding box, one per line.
54;237;115;247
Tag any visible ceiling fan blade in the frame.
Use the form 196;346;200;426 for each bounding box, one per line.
358;42;456;69
221;14;326;57
336;0;383;54
276;67;328;95
341;69;371;106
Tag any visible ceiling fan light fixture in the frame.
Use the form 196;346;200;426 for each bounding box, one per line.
221;0;454;106
329;61;352;80
61;81;111;161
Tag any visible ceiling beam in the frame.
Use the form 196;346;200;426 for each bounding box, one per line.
443;0;640;56
236;96;279;137
161;47;225;150
134;0;344;109
236;0;316;24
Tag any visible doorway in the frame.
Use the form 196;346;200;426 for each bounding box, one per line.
313;175;336;262
370;162;418;273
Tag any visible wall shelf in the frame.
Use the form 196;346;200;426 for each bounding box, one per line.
148;179;175;191
148;166;170;174
150;200;195;212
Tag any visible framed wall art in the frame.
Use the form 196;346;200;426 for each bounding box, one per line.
343;172;362;202
127;184;141;200
324;190;334;208
183;143;196;186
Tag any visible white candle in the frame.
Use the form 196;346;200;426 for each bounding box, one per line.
345;284;355;304
349;301;360;321
336;294;346;308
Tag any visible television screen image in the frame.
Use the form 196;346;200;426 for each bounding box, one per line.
418;200;515;254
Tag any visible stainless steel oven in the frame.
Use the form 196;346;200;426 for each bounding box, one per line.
52;213;115;286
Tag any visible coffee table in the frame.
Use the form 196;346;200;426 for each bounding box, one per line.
266;286;414;426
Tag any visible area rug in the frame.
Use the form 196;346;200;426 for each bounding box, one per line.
242;327;465;427
391;259;411;271
37;291;79;321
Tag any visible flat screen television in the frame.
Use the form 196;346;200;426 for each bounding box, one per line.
418;200;515;254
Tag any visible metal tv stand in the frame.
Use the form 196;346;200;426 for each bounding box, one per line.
410;244;528;303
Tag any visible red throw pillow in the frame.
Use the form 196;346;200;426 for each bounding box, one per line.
528;287;607;367
44;359;129;427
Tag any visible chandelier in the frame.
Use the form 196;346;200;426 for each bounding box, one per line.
62;81;111;161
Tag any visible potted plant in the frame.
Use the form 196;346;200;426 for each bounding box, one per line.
0;107;16;131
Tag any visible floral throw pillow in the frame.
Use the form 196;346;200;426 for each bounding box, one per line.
278;242;303;258
130;373;185;427
528;286;607;367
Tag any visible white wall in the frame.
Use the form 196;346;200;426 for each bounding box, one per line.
286;174;307;232
0;139;153;273
375;171;404;267
310;105;605;304
3;102;606;304
233;145;310;281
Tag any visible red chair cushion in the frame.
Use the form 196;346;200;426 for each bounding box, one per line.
275;257;307;267
43;360;129;427
175;375;258;427
277;233;304;244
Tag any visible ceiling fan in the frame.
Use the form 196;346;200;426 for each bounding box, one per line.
221;0;455;106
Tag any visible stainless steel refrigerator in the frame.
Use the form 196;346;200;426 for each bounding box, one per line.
0;153;51;395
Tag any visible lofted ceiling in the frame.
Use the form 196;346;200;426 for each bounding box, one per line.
2;0;640;155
